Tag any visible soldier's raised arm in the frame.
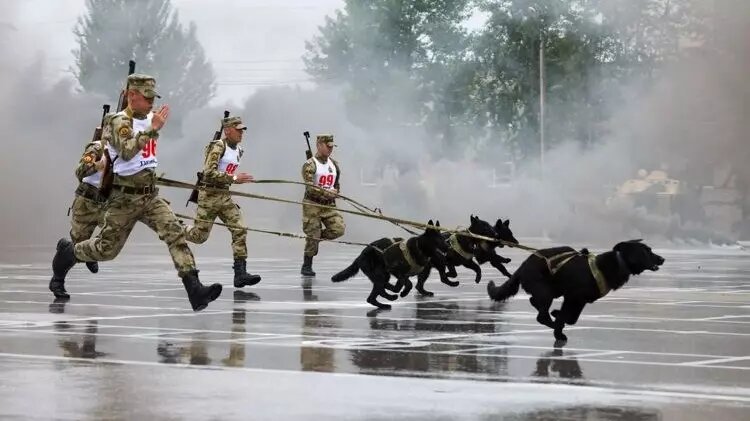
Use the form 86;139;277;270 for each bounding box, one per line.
109;114;158;161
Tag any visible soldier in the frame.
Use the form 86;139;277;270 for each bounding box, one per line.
50;74;222;311
69;138;109;274
300;134;345;276
184;116;262;288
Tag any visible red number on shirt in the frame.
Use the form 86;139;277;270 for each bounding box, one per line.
226;163;238;175
318;174;335;187
141;138;157;158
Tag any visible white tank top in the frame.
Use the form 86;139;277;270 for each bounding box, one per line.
111;112;158;176
312;157;337;191
218;142;241;175
82;141;109;187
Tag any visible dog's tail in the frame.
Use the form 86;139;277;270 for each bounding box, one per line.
487;275;520;302
331;261;359;282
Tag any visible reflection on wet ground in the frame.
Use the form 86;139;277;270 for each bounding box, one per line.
0;246;749;420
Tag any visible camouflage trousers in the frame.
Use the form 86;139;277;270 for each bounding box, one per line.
73;190;196;276
69;194;105;244
302;202;345;257
185;191;247;259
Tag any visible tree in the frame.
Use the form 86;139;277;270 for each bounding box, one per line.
304;0;473;140
304;0;708;161
461;0;708;160
72;0;215;132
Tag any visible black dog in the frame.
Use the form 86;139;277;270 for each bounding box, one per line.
487;239;664;342
332;220;449;309
416;217;518;296
473;218;518;278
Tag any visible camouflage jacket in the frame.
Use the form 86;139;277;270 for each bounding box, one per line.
106;107;159;185
200;139;241;186
301;155;341;203
107;107;158;161
74;140;105;182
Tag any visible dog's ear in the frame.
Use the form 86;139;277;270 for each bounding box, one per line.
427;220;434;226
436;220;441;227
471;214;477;223
503;219;510;227
630;239;643;243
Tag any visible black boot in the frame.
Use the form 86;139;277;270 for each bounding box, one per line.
181;269;223;312
50;238;77;299
300;255;316;276
85;261;99;273
233;259;261;288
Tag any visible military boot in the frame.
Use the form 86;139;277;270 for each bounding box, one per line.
300;255;316;276
50;238;77;299
85;261;99;273
181;269;223;312
233;259;261;288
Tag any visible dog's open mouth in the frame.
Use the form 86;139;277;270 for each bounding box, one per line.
651;264;661;271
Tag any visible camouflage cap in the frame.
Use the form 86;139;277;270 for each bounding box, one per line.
127;73;161;99
222;116;247;130
316;134;335;146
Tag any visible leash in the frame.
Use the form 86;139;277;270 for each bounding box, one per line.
175;213;374;248
157;176;537;251
251;178;419;236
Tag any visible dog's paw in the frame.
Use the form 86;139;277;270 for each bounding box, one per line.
554;331;568;342
553;338;568;348
500;257;511;264
536;315;556;329
417;289;434;297
367;308;387;317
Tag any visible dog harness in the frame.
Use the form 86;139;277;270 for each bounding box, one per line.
449;233;474;260
587;254;610;297
535;250;610;298
381;240;425;276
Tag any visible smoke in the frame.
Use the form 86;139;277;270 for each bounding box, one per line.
2;0;748;257
0;6;103;253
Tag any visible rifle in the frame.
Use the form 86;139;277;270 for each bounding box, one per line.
303;131;313;160
100;60;136;199
186;110;230;206
91;104;111;143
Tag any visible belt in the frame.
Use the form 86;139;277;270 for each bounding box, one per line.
304;192;335;206
112;184;158;195
75;183;105;203
198;182;230;190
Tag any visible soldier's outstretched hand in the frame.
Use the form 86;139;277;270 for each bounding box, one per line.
234;173;254;184
151;105;170;131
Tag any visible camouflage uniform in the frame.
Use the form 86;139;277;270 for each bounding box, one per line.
301;134;345;275
185;116;261;288
70;141;106;242
69;139;108;273
51;74;222;312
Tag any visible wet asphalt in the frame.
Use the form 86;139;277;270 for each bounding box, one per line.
0;240;749;420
